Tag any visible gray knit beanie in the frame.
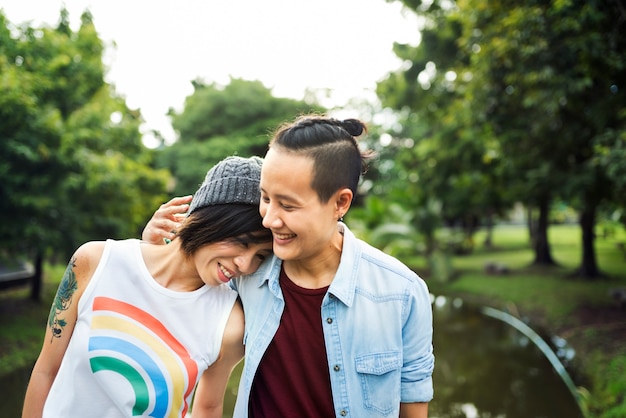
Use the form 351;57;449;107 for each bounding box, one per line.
188;156;263;214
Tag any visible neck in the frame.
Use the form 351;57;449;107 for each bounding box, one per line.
141;241;204;292
283;229;343;289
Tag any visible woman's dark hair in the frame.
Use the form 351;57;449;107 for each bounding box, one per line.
269;114;374;203
176;203;272;257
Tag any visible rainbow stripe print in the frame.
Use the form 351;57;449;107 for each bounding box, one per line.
88;296;199;417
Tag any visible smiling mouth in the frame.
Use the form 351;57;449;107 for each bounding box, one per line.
274;233;296;240
219;264;234;279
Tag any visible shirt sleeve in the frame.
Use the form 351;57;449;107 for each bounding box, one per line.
401;276;435;402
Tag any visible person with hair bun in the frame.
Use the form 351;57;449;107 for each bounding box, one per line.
145;114;435;418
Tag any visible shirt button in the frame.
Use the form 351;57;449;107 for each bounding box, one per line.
333;364;341;372
326;317;333;324
340;410;347;416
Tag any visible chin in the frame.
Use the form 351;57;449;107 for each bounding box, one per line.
274;249;296;262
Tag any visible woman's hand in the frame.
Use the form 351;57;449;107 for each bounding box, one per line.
142;195;193;244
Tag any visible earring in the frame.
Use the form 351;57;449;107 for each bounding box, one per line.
338;213;344;222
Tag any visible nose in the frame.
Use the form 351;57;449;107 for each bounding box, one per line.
234;252;256;275
261;201;282;229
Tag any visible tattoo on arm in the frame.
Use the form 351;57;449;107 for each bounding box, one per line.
48;257;79;342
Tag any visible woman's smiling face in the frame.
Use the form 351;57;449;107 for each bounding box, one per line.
193;238;272;286
259;147;346;265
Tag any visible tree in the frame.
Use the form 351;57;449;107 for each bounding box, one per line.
378;0;626;278
159;78;322;196
58;86;171;255
377;1;513;254
459;0;626;277
0;9;170;298
0;12;68;298
593;129;626;213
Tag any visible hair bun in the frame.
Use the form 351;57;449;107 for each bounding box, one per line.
341;119;365;137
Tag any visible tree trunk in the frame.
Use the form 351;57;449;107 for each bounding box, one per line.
527;205;536;246
532;197;556;265
577;205;601;279
483;210;494;249
29;250;43;301
462;214;478;254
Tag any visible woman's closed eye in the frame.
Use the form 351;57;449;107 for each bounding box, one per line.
256;251;271;261
261;194;296;210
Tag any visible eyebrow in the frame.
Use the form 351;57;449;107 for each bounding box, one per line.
260;188;299;203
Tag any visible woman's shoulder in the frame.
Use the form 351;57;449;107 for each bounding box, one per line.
71;241;108;283
74;240;106;260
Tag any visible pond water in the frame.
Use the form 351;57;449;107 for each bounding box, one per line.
426;296;583;418
3;296;584;418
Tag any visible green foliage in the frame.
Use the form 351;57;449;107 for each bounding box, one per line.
160;77;322;197
376;4;514;247
376;0;626;278
593;129;626;213
173;78;316;144
350;196;426;259
0;9;171;261
56;85;170;255
155;136;250;196
587;353;626;418
0;19;66;254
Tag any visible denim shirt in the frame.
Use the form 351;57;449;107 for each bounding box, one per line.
230;224;434;418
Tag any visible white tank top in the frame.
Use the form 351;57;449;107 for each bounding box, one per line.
43;239;237;418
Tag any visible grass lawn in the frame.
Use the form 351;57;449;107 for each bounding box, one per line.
0;262;66;376
442;225;625;322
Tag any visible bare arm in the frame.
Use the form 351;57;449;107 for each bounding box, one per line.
22;242;104;418
189;299;245;418
142;195;192;244
400;402;429;418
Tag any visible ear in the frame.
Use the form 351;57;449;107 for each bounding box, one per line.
335;188;353;220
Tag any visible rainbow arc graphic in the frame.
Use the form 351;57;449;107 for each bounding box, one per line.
88;297;199;417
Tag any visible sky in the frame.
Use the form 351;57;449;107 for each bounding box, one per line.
1;0;420;146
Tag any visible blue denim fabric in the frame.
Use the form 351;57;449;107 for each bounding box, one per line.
230;224;434;417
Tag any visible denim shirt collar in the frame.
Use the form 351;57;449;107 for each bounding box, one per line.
327;223;360;307
255;222;361;307
255;254;283;297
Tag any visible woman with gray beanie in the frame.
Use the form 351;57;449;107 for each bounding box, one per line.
22;156;272;418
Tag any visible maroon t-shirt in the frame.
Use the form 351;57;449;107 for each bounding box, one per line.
249;266;335;417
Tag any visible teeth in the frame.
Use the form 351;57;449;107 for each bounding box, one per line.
219;264;233;279
275;233;295;240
